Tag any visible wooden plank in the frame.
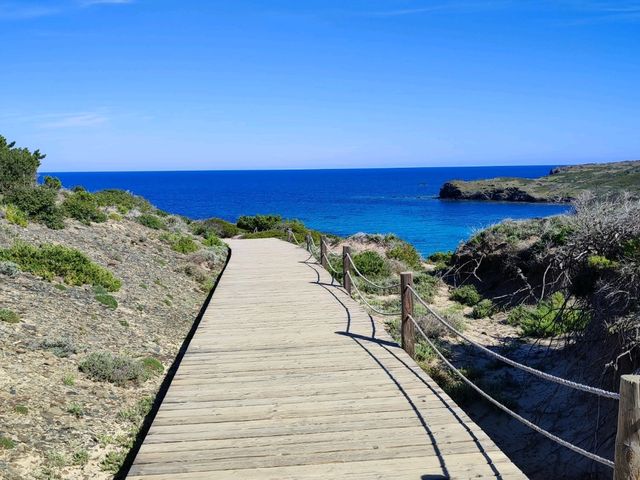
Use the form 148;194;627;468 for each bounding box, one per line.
126;238;525;479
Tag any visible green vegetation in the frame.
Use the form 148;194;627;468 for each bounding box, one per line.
439;160;640;203
352;250;388;277
118;396;153;424
14;405;28;415
450;284;481;306
4;204;28;227
142;357;164;375
412;272;439;303
0;135;44;193
587;255;619;270
0;436;16;450
386;243;421;268
71;449;89;466
471;299;495;319
40;338;76;357
237;214;281;232
5;185;64;229
0;242;121;291
202;233;224;247
137;213;165;230
94;286;118;309
62;374;76;386
507;292;589;337
66;402;85;418
100;451;126;473
94;188;152;213
62;191;107;225
0;308;20;324
192;217;239;238
161;232;200;253
79;352;152;386
43;176;62;190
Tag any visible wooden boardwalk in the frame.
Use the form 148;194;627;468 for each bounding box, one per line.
127;238;526;479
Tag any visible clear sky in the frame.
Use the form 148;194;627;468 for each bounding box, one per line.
1;1;639;171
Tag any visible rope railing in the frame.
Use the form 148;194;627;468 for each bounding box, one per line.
347;272;401;317
287;234;633;474
346;252;400;291
407;286;619;400
407;314;614;468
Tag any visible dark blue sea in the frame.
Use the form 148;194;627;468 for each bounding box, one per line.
43;167;570;255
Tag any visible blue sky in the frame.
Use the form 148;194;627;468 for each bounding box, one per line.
0;0;639;171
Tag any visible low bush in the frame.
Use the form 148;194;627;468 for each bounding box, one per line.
587;255;619;271
5;186;65;229
0;308;20;324
100;451;126;473
71;449;89;466
4;204;28;227
79;352;150;386
161;233;200;253
14;405;28;415
386;243;421;268
0;242;121;291
202;233;224;247
413;272;439;303
95;290;118;310
137;213;165;230
428;251;453;264
507;292;589;337
94;189;152;213
142;357;164;376
40;337;76;357
62;191;107;225
237;214;282;232
0;436;16;450
450;284;482;306
192;217;240;238
67;402;84;418
118;396;153;424
471;299;495;319
43;176;62;190
241;229;287;240
352;250;389;278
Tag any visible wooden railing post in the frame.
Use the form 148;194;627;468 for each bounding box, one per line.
401;272;415;358
306;234;311;252
320;236;328;270
287;229;293;243
343;246;352;294
615;375;640;479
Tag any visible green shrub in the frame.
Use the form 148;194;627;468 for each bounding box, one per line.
43;176;62;190
94;189;152;213
0;436;16;450
142;357;164;376
5;204;28;227
40;337;76;357
62;191;107;225
507;292;589;337
192;218;240;238
413;273;439;303
137;213;165;230
79;352;150;386
67;402;84;418
386;243;421;268
352;251;389;278
428;251;453;264
71;449;89;466
6;186;64;229
161;233;200;253
14;405;28;415
471;299;495;319
0;135;44;194
95;293;118;309
0;242;121;291
587;255;619;271
100;451;126;473
450;284;482;306
63;374;75;386
241;229;287;240
237;214;282;232
202;233;224;247
0;308;20;324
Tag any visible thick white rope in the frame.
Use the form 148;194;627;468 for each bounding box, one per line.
288;230;302;246
347;272;401;317
407;286;619;400
322;252;341;275
408;315;614;468
346;252;401;290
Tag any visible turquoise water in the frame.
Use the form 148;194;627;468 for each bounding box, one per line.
45;167;570;255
